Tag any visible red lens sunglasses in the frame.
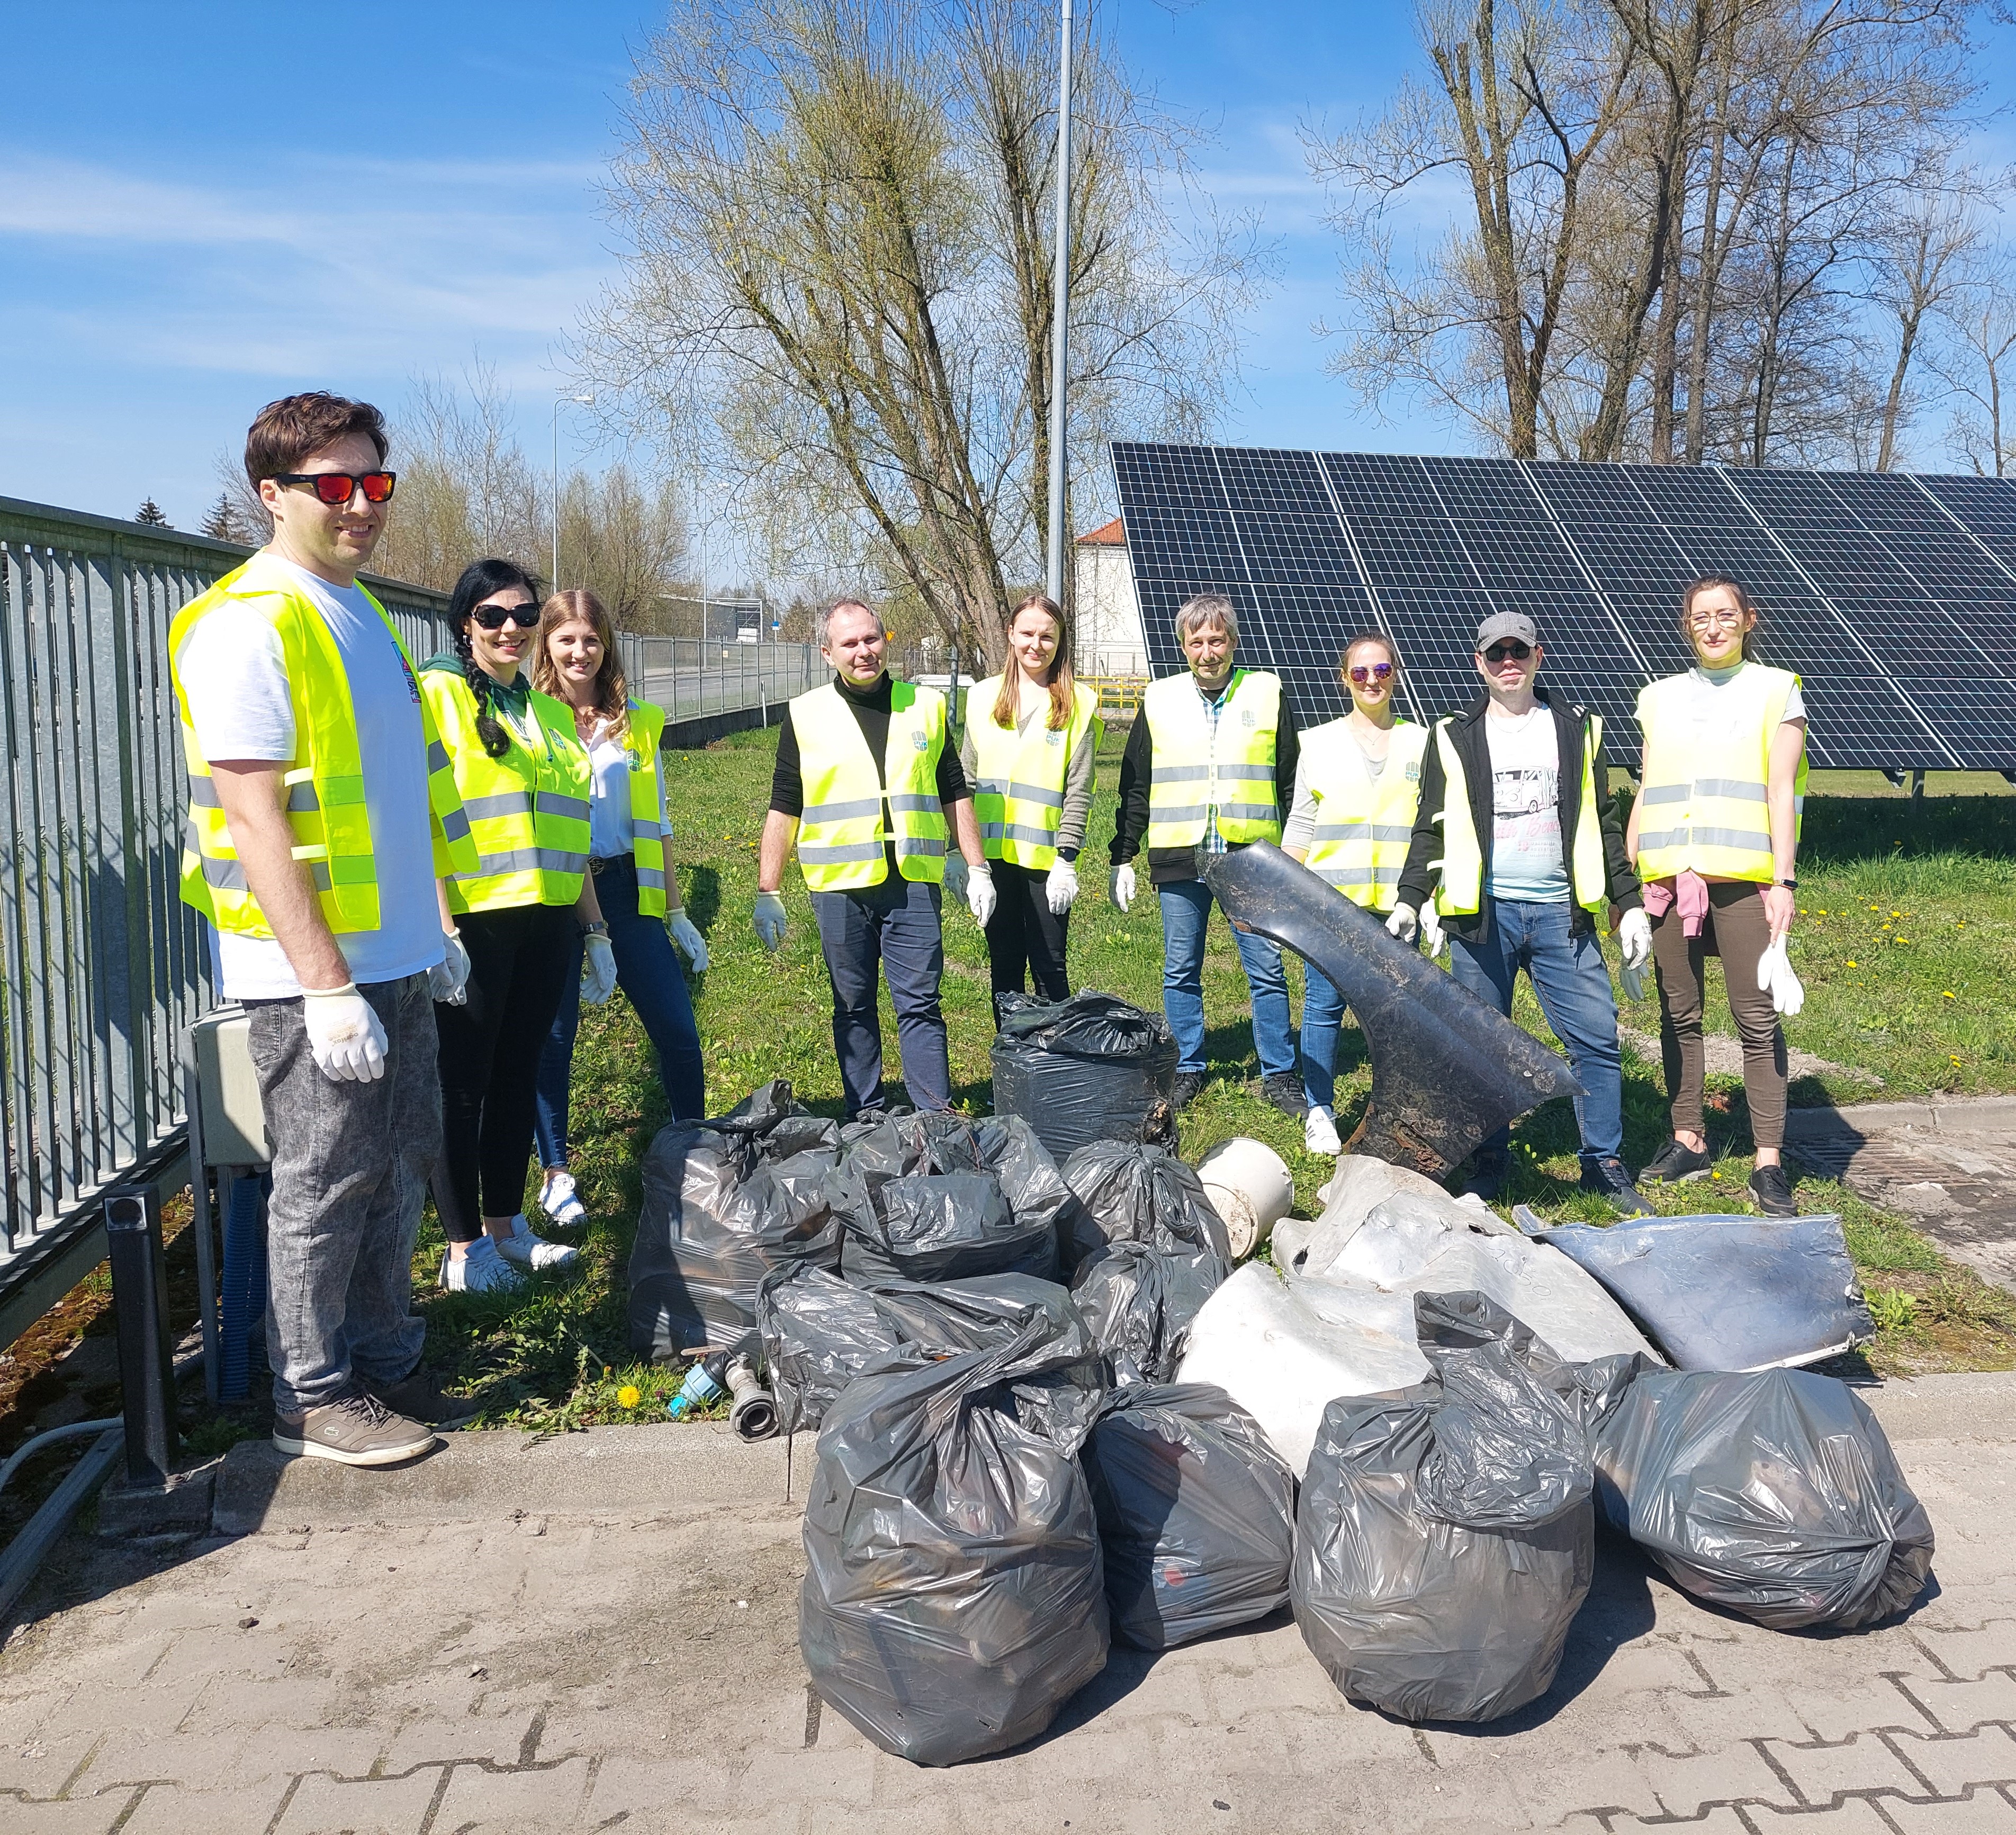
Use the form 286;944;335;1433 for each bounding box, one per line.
272;471;398;505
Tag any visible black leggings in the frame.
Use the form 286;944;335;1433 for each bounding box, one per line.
432;902;576;1243
984;858;1070;1017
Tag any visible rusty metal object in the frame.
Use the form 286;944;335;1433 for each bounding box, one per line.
1202;843;1582;1179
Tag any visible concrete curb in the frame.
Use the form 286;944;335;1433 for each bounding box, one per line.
1786;1096;2016;1138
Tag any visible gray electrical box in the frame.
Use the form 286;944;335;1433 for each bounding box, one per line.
187;1006;271;1167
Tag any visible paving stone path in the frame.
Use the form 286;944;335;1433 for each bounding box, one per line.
0;1386;2010;1835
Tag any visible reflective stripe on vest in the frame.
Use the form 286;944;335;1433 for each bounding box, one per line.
966;677;1102;869
1433;710;1610;924
168;553;477;938
626;699;669;917
791;680;949;891
1299;719;1428;912
1142;669;1283;849
419;672;591;914
1635;665;1808;883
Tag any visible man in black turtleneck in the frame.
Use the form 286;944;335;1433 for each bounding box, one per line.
755;600;989;1119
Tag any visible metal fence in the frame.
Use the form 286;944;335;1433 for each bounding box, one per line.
617;633;823;723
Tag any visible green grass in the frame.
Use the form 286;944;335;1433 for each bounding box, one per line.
351;726;2016;1423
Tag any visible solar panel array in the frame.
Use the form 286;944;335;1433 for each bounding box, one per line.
1109;444;2016;771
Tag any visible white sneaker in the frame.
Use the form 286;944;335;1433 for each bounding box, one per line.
440;1235;528;1294
496;1213;579;1272
539;1169;587;1227
1304;1105;1343;1155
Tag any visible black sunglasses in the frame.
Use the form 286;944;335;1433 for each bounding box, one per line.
471;601;537;631
1483;641;1533;663
272;470;397;505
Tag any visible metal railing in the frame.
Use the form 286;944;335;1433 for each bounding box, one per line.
616;634;823;725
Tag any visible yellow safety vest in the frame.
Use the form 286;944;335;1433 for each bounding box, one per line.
620;700;671;919
1299;719;1428;912
1143;668;1284;849
965;677;1102;870
1433;710;1609;924
791;680;949;892
169;554;476;937
1635;665;1808;883
420;668;591;914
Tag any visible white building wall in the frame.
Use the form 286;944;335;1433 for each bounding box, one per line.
1073;543;1149;676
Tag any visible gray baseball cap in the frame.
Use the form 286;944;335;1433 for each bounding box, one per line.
1475;611;1539;651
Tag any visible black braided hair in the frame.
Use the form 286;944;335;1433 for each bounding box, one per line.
447;558;541;760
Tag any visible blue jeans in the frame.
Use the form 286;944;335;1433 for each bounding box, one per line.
1158;879;1296;1079
1447;898;1623;1165
1300;965;1349;1114
812;876;951;1118
534;857;707;1167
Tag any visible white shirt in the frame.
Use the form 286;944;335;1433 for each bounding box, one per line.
176;555;443;999
584;718;634;860
1679;660;1806;735
1482;705;1568;903
1282;724;1388;852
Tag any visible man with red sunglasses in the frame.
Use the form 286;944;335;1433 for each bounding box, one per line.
1391;611;1652;1213
169;392;479;1468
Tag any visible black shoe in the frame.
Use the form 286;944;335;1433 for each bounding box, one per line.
1641;1137;1714;1185
1748;1163;1798;1217
1464;1152;1509;1203
1171;1071;1206;1109
1262;1072;1308;1119
1580;1156;1653;1217
361;1364;480;1429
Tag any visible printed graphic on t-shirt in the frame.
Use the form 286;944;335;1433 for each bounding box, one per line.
1492;760;1556;834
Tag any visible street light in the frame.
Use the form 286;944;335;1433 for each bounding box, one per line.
1043;0;1074;607
551;393;594;588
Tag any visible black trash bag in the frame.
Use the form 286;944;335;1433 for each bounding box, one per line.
1291;1290;1596;1723
1588;1359;1936;1631
1069;1239;1224;1385
759;1262;1105;1445
1082;1382;1296;1650
829;1110;1067;1286
992;992;1179;1161
1059;1139;1231;1277
628;1080;842;1357
800;1316;1111;1766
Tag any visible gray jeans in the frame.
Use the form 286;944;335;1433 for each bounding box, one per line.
244;974;439;1415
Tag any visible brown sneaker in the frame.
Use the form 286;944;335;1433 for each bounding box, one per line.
360;1363;479;1429
273;1389;437;1467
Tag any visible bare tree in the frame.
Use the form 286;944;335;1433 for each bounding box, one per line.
1931;242;2016;474
581;0;1265;668
1865;165;1981;467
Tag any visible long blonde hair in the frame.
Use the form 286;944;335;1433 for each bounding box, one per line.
533;587;630;740
991;593;1076;731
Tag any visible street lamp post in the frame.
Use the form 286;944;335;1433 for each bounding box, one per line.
551;393;593;589
1043;0;1074;607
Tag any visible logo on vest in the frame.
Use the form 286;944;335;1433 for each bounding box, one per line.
1240;709;1256;728
1046;728;1063;746
911;728;929;752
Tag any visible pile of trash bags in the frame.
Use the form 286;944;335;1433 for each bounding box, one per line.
991;992;1179;1161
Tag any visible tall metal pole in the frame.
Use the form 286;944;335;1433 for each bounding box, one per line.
1044;0;1074;606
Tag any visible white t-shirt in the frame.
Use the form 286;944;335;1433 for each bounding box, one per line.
1678;661;1807;735
585;719;634;860
176;555;444;999
1483;706;1568;903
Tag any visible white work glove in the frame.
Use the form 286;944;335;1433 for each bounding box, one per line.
581;932;617;1006
944;854;969;902
1618;907;1653;971
1619;957;1651;1003
302;983;387;1083
669;912;709;971
428;929;470;1006
1046;858;1079;915
753;891;788;952
1757;936;1805;1017
1420;905;1446;959
1110;863;1136;913
966;860;996;927
1385;903;1418;944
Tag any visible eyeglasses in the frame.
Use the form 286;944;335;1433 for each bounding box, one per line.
1687;610;1744;631
471;601;537;630
1483;641;1533;663
271;470;397;505
1348;662;1394;685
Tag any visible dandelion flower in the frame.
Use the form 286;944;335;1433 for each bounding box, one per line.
618;1385;641;1409
1847;959;1858;968
1943;991;1956;999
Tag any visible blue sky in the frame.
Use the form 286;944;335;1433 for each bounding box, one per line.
5;2;2011;554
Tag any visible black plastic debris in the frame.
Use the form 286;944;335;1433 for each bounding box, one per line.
627;1081;842;1357
1083;1382;1296;1649
1587;1359;1936;1630
799;1316;1111;1765
1070;1239;1225;1386
991;992;1180;1161
1060;1140;1231;1276
1202;843;1581;1179
1291;1291;1597;1723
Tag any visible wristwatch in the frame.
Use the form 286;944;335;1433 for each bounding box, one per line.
1775;878;1798;890
581;920;610;937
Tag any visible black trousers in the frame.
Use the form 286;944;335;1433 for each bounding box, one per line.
984;858;1070;1015
432;901;576;1242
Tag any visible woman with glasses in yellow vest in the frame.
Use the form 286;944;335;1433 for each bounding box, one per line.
530;589;710;1226
1627;574;1809;1217
1281;632;1427;1156
420;560;605;1293
959;593;1102;1018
